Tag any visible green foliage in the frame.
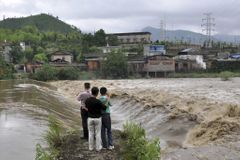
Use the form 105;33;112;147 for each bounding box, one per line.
0;14;77;33
102;51;128;79
44;116;63;151
122;122;161;160
24;48;34;63
32;64;57;81
107;35;119;46
35;144;52;160
57;67;79;80
0;57;14;79
33;53;48;63
220;71;233;81
211;60;240;72
10;45;23;63
94;29;106;47
35;116;64;160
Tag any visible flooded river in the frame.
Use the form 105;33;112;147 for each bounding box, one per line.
0;80;80;160
1;79;240;160
51;79;240;160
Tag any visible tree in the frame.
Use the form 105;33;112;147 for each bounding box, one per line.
107;35;119;46
33;53;48;63
10;45;23;64
102;51;128;79
94;29;106;46
0;56;14;79
24;48;34;63
33;64;57;81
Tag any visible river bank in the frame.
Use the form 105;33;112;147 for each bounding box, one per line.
50;78;240;160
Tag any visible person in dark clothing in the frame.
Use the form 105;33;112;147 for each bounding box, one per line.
77;82;92;139
85;87;106;151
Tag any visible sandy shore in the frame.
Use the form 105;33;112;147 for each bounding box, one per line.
50;78;240;148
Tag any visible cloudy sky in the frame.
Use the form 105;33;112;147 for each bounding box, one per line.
0;0;240;35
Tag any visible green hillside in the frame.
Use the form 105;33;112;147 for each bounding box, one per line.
0;13;77;33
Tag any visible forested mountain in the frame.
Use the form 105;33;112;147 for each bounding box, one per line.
0;13;77;33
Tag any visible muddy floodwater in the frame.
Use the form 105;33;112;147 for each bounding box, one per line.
0;78;240;160
0;80;80;160
51;78;240;160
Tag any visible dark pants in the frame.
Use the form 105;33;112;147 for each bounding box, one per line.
101;113;113;148
81;109;88;138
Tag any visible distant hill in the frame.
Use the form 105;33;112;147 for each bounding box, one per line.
0;13;77;33
142;26;240;44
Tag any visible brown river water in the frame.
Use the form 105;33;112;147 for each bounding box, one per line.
0;80;79;160
0;79;240;160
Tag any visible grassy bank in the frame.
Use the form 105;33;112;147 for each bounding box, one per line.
36;117;161;160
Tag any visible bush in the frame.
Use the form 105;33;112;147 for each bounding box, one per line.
220;71;233;81
122;122;160;160
44;116;64;150
32;64;57;81
0;58;14;79
57;67;79;80
102;51;128;79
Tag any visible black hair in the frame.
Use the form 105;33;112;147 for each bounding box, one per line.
91;87;99;96
100;87;107;95
84;83;90;89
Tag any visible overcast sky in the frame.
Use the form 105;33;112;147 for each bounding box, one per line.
0;0;240;35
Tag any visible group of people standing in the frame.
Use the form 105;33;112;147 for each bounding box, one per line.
77;82;114;151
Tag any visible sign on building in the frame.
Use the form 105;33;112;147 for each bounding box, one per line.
144;45;166;56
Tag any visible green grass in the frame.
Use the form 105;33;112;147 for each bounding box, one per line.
121;122;161;160
35;116;64;160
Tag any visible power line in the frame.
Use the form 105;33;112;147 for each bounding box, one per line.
201;12;215;48
160;19;166;42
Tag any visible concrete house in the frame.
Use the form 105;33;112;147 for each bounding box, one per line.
174;48;206;72
143;55;175;77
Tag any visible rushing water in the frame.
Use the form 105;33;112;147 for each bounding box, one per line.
0;80;80;160
1;80;239;160
110;96;240;160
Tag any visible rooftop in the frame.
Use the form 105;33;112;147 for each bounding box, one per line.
108;32;151;36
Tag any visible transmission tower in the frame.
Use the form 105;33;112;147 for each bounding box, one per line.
160;19;166;42
201;13;215;48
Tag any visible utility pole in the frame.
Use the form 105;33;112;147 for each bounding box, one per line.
201;13;215;48
160;19;166;42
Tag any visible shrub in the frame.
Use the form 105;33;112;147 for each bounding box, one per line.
44;116;64;150
122;122;160;160
57;67;79;80
220;71;233;81
32;64;57;81
0;58;14;79
102;51;128;79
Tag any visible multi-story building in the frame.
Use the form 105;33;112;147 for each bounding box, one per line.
108;32;151;44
